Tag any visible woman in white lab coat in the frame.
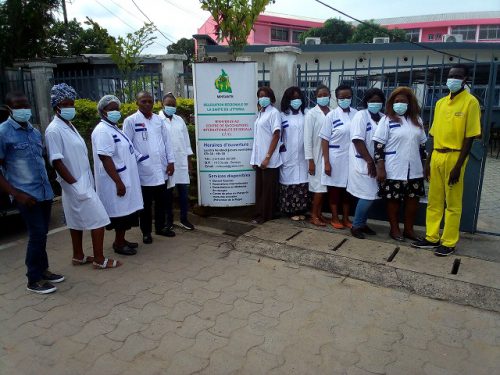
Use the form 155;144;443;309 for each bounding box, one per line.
250;86;282;224
278;86;308;221
320;84;357;229
304;85;331;226
347;88;386;239
45;83;120;269
92;95;144;256
373;87;427;242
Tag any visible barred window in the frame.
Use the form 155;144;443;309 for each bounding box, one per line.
404;28;420;42
479;24;500;40
451;25;477;41
271;27;289;42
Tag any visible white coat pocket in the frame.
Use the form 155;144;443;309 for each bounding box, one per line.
71;177;93;201
354;156;368;175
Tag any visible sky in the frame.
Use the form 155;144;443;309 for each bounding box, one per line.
63;0;500;54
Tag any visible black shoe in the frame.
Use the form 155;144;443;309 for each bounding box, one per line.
114;245;137;256
156;228;176;237
143;234;153;244
27;281;57;294
434;245;456;257
165;222;174;231
42;270;65;283
361;225;377;236
411;238;440;249
179;220;195;230
125;241;138;249
350;227;365;239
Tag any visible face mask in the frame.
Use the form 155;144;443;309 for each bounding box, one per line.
290;99;302;110
317;97;330;107
11;108;32;123
59;107;76;121
446;78;463;93
164;106;176;116
258;97;271;108
337;98;352;109
367;102;383;114
106;110;122;123
393;103;408;116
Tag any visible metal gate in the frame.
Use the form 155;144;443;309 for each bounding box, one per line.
297;57;500;234
0;67;38;124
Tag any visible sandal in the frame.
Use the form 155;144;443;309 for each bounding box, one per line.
389;232;405;242
403;232;423;241
72;256;94;266
310;217;326;226
290;215;301;221
343;221;353;229
299;215;306;220
93;258;122;269
331;221;345;230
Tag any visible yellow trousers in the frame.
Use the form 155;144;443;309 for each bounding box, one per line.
425;151;467;248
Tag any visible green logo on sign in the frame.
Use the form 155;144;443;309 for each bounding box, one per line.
214;69;232;93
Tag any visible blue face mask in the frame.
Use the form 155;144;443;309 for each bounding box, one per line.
446;78;463;93
11;108;32;123
337;98;352;109
106;110;122;123
290;99;302;110
317;97;330;107
393;102;408;116
59;107;76;121
367;102;383;114
164;106;176;116
258;97;271;108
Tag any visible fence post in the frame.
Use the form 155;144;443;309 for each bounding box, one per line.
157;54;187;98
264;46;302;105
14;61;56;132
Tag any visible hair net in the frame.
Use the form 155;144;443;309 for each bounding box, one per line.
97;95;121;112
50;83;77;108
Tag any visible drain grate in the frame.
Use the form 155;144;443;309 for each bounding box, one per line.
451;258;461;275
387;247;400;262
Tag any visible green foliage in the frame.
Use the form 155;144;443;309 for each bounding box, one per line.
300;18;353;44
167;38;195;64
350;21;407;43
200;0;275;57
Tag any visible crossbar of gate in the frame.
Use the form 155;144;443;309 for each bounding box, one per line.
0;67;39;124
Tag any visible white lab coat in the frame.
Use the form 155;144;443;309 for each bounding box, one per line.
319;106;358;187
158;111;193;185
304;105;329;193
372;115;427;180
123;111;175;187
250;105;282;168
279;111;308;185
346;109;383;200
45;116;110;230
91;120;144;218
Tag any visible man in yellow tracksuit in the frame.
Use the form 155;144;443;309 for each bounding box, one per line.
412;64;481;256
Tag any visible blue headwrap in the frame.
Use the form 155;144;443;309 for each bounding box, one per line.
50;83;77;108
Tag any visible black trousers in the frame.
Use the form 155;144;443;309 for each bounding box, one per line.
140;184;166;235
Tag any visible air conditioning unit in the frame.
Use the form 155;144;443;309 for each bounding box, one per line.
442;34;463;42
304;37;321;45
372;37;390;44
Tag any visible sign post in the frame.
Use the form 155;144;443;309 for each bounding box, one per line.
193;62;258;207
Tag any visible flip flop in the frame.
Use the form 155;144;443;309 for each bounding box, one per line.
93;258;122;269
290;215;301;221
72;256;94;266
390;232;405;242
310;217;326;226
331;221;345;230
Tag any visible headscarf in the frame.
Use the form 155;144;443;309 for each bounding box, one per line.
50;83;77;108
97;95;121;112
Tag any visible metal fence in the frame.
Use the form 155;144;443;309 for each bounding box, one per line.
0;67;39;124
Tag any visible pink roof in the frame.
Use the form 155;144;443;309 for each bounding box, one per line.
387;18;500;29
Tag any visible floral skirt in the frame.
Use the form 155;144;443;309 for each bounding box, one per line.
279;183;309;215
378;178;425;201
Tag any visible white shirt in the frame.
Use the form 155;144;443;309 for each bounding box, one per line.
279;111;308;185
123;111;175;187
159;111;193;185
91;120;144;218
250;105;282;168
319;106;358;187
372;115;427;180
347;109;383;200
304;105;329;193
45;116;110;230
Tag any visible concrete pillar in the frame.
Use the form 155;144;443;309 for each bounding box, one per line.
264;46;302;105
15;61;56;132
157;54;187;98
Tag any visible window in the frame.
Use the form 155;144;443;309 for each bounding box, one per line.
428;34;434;41
435;33;442;40
404;28;420;42
451;25;477;41
271;27;289;42
479;24;500;40
292;30;303;43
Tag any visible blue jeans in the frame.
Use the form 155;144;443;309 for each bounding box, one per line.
16;200;52;284
353;198;374;229
166;184;189;224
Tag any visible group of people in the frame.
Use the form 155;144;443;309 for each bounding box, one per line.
0;83;194;294
250;64;481;258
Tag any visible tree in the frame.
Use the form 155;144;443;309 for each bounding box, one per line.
299;18;353;44
350;21;407;43
167;38;195;64
200;0;275;57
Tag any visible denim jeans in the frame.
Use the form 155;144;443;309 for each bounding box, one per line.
16;200;52;284
353;198;374;229
166;184;189;224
